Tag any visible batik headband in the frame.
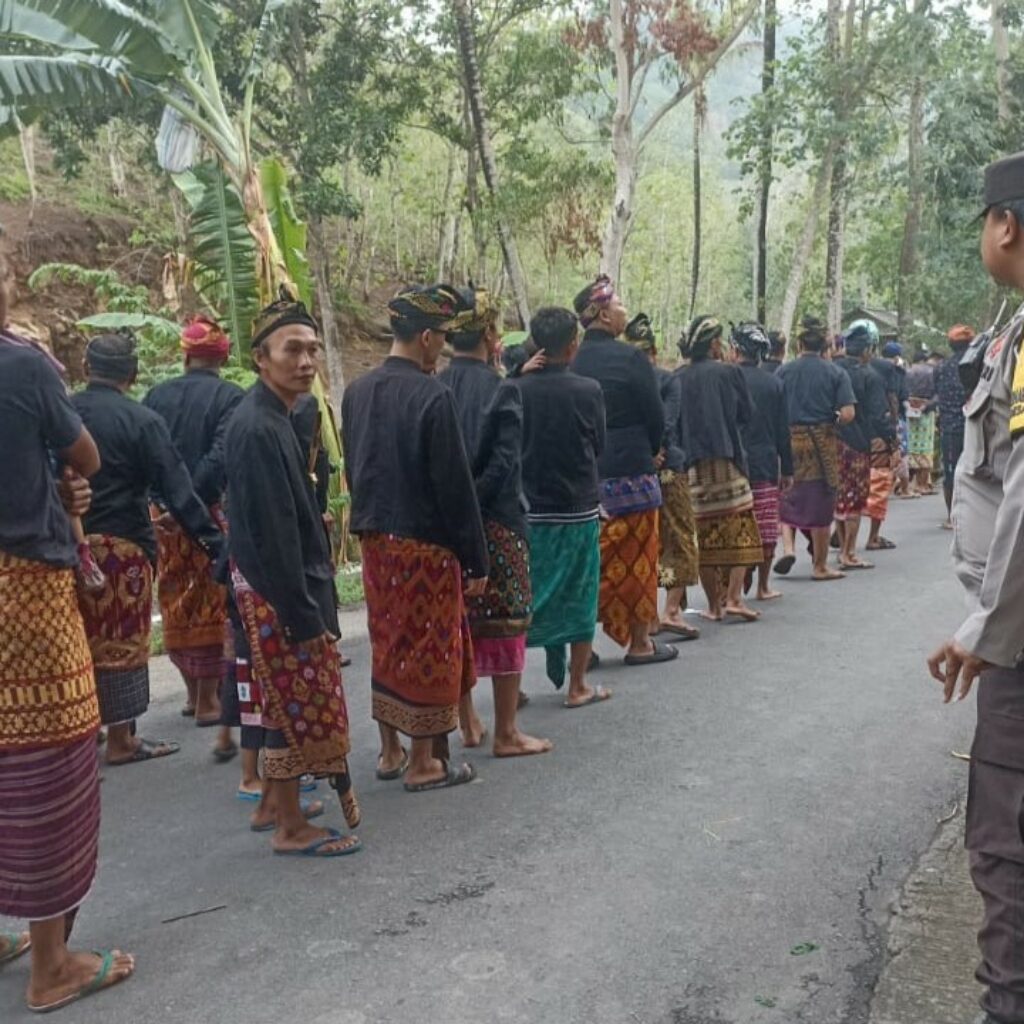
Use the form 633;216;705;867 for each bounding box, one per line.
575;275;616;328
388;284;462;333
625;312;657;352
85;331;138;379
250;286;319;349
446;285;499;335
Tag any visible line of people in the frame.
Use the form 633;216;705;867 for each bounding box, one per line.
0;266;966;1013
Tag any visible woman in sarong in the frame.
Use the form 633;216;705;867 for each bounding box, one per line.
675;316;763;620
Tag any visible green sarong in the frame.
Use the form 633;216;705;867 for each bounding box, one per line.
526;519;600;688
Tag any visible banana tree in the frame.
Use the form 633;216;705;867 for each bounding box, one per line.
0;0;348;554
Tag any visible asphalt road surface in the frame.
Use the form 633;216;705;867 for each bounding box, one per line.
0;495;975;1024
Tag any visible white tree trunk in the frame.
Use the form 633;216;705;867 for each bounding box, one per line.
993;0;1011;125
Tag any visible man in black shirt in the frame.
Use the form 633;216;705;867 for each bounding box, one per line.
935;325;973;525
571;276;676;666
343;284;487;792
518;306;611;706
144;316;243;744
438;286;550;758
225;292;359;857
73;333;222;766
834;322;894;570
733;323;793;601
763;330;787;374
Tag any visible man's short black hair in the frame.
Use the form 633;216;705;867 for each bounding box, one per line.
529;306;578;356
768;330;786;357
448;327;485;353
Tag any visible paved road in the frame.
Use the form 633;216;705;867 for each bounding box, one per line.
1;495;975;1024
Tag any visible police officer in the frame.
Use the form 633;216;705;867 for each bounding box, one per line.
928;152;1024;1024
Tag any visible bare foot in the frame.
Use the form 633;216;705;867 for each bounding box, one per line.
812;567;846;581
250;798;323;831
756;589;783;601
564;685;612;709
493;731;553;757
237;779;262;797
460;721;488;748
724;603;760;622
700;609;723;622
26;949;135;1012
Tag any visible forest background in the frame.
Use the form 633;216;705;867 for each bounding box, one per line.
0;0;1021;395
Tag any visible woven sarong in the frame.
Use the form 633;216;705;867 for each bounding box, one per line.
77;536;153;726
751;481;780;559
598;509;659;647
468;521;531;678
0;554;99;750
688;459;762;568
866;439;894;522
0;733;100;920
834;441;870;519
781;425;838;529
361;533;474;738
232;567;351;779
527;518;600;688
908;401;936;470
658;469;699;588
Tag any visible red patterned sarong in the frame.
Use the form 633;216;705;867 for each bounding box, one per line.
153;507;227;680
751;481;780;560
834;441;870;519
232;567;350;779
599;509;659;647
77;536;153;671
361;533;474;737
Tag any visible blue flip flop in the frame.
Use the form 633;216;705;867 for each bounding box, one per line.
236;789;260;803
250;797;324;832
272;828;361;858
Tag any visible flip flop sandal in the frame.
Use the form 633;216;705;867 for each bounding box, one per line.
376;748;409;781
840;561;874;570
0;932;30;966
213;741;239;764
340;654;352;668
588;651;601;672
27;949;133;1013
773;554;796;576
250;797;325;832
181;706;196;718
867;538;897;550
273;827;362;858
623;640;679;666
299;774;317;792
517;691;530;709
195;715;222;728
403;760;477;793
237;789;261;802
653;623;700;642
563;686;612;709
108;739;180;766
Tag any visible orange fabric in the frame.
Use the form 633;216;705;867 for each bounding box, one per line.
598;509;659;648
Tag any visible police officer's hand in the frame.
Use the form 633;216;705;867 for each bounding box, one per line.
927;639;990;703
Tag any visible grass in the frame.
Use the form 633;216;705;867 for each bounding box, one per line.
336;565;364;608
150;619;165;657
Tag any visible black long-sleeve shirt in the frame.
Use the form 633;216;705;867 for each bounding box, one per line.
516;363;606;517
341;356;488;578
225;381;339;644
72;383;222;565
738;362;794;483
675;358;753;475
654;366;687;472
835;356;895;453
437;356;527;536
572;328;663;479
142;369;244;506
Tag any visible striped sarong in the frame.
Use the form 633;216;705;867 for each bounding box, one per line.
751;481;780;559
688;458;763;568
0;734;100;921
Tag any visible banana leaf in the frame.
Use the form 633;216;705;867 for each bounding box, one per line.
172;162;259;355
260;156;312;310
153;0;221;63
77;311;180;337
0;0;177;74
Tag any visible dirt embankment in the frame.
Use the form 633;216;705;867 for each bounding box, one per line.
0;198;390;384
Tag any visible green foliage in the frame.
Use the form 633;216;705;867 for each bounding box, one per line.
335;566;364;608
261;156;312;307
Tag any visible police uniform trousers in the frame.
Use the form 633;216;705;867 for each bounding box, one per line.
967;666;1024;1023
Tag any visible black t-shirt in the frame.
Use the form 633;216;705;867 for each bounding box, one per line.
776;353;856;426
0;342;82;567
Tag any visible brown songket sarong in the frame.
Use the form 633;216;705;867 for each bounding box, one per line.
687;458;762;568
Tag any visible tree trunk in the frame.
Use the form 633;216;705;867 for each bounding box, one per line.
778;150;834;338
600;0;636;283
755;0;777;324
993;0;1011;127
453;0;530;326
689;90;705;319
435;143;459;280
896;0;926;334
308;214;344;409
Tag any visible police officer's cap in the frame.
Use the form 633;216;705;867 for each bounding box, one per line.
983;151;1024;211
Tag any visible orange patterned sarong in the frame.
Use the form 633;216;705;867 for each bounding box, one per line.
361;533;475;738
599;509;659;648
0;553;99;750
152;507;227;654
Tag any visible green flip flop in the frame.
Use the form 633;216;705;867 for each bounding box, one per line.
0;931;30;966
27;949;133;1013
